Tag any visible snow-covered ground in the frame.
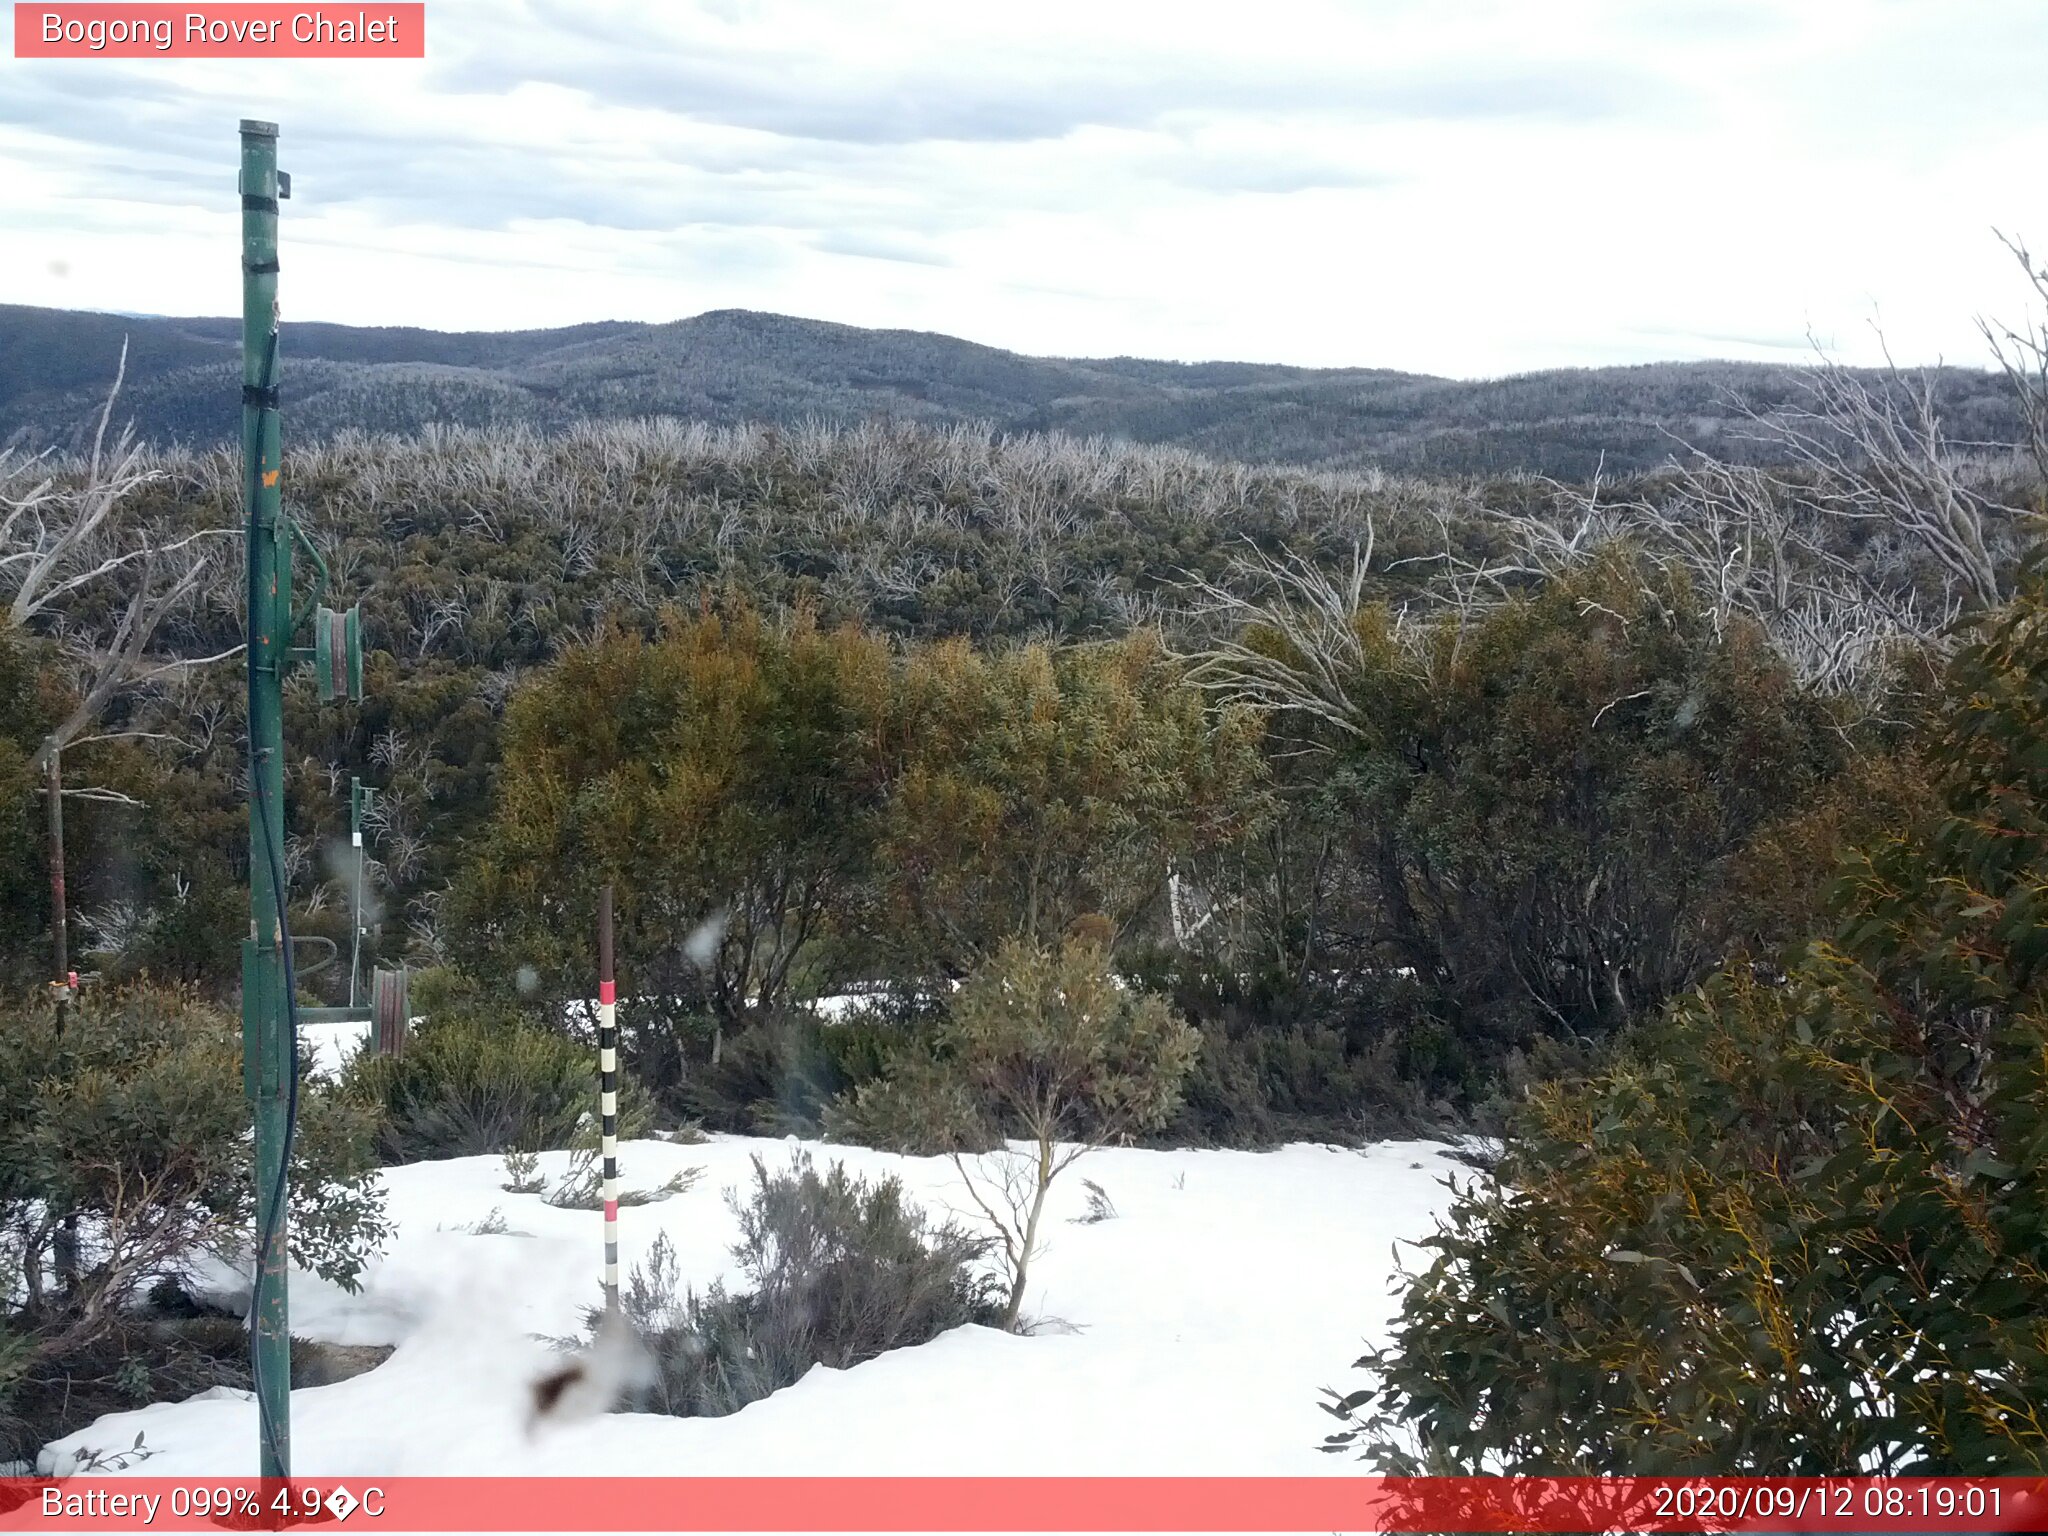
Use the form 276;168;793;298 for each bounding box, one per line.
298;992;885;1081
40;1133;1464;1479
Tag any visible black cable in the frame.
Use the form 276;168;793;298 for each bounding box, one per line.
249;764;302;1477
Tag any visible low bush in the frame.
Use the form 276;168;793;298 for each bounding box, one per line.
1122;949;1446;1146
609;1152;1000;1418
682;1005;910;1136
1160;1017;1436;1147
343;972;650;1162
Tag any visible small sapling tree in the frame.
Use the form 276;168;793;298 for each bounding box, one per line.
845;936;1197;1329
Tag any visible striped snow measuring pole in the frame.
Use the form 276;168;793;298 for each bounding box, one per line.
598;884;621;1312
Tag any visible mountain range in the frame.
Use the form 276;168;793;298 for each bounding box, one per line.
0;302;2024;480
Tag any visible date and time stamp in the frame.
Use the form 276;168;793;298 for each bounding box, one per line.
1651;1477;2010;1524
5;1476;2040;1531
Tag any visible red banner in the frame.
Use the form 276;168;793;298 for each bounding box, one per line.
12;4;425;58
3;1477;2047;1532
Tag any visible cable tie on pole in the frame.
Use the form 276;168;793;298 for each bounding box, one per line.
242;194;279;214
242;384;281;409
244;259;280;275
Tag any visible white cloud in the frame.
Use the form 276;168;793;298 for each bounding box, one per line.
0;0;2040;376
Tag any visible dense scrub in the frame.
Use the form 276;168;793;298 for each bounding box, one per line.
439;547;1935;1129
1210;549;1909;1068
445;605;1257;1100
1330;553;2048;1473
3;348;2034;1147
0;417;1450;1000
5;394;2009;1011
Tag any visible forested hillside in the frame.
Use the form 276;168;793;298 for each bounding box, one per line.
3;346;2035;1121
1;302;2026;480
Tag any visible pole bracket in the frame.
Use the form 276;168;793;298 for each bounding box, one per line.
313;605;365;703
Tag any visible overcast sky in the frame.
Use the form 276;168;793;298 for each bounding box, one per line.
2;0;2043;377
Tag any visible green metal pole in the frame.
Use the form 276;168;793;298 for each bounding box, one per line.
239;116;291;1481
350;788;362;1007
349;778;371;1007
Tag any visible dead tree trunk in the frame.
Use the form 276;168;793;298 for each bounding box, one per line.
44;743;81;1291
46;746;69;1028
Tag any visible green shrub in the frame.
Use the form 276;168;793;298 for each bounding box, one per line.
683;1005;910;1135
608;1152;1000;1418
344;974;650;1162
1162;1019;1278;1147
846;939;1197;1154
1160;1018;1433;1148
0;983;386;1461
1326;556;2048;1474
1130;938;1575;1146
445;605;896;1082
1208;547;1862;1085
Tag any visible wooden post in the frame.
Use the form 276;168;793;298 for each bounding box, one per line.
45;751;69;1030
45;749;79;1292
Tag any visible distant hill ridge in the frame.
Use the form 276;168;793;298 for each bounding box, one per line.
0;302;2023;480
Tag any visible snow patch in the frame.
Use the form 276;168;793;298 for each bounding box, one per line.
42;1135;1463;1477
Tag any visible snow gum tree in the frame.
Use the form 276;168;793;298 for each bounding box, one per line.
449;604;1257;1106
446;599;893;1080
874;629;1262;978
845;936;1197;1328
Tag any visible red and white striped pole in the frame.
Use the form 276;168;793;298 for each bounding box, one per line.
598;884;620;1313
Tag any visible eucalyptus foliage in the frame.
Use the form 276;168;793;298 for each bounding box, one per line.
1329;553;2048;1473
